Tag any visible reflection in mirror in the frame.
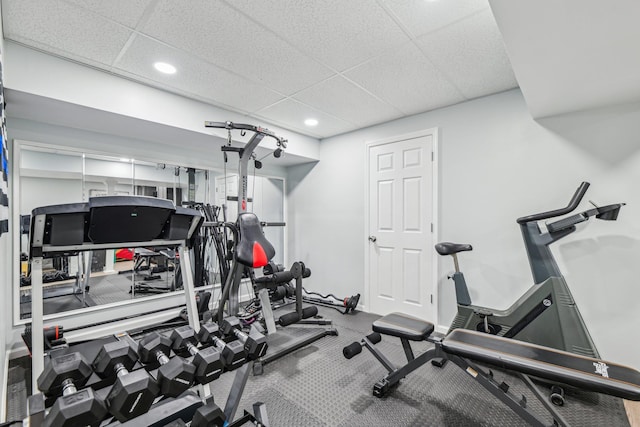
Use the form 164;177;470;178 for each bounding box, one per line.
19;147;85;319
17;147;191;319
84;154;135;198
15;142;286;323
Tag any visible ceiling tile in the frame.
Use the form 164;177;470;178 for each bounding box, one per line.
256;99;355;139
2;1;521;139
113;34;285;113
415;9;518;99
61;0;154;28
227;0;411;72
294;76;404;127
2;0;132;66
382;0;489;38
140;0;334;95
345;42;465;115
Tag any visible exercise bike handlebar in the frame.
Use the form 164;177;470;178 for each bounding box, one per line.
204;121;287;148
516;181;590;224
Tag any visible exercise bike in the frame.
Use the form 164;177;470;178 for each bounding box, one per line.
436;182;624;361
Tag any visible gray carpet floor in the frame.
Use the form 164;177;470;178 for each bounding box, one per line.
214;306;630;426
7;304;630;426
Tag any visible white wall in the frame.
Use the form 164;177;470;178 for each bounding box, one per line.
20;177;83;214
0;1;8;418
288;88;640;368
4;42;320;163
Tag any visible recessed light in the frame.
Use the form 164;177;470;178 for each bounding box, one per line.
304;118;318;127
120;158;131;162
154;62;177;74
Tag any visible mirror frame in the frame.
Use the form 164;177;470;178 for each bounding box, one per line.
11;139;287;328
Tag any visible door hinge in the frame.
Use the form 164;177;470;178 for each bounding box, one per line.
431;151;434;162
430;294;433;304
430;223;433;233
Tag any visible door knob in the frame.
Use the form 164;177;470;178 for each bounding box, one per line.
368;236;377;242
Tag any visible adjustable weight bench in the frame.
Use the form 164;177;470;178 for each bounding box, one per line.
344;312;640;427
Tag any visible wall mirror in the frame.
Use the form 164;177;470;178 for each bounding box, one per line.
13;140;285;325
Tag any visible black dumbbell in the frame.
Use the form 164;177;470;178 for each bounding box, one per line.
92;340;160;422
196;323;247;371
170;325;224;384
138;332;196;397
191;402;226;427
37;352;107;427
219;316;268;360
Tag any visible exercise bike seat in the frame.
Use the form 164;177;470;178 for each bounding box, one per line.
373;313;434;341
236;212;275;268
435;242;473;256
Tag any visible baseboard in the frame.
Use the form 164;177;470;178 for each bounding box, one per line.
0;351;8;422
625;399;640;427
435;324;449;335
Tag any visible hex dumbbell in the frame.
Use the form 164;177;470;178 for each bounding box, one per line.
138;332;196;397
37;352;107;427
170;325;224;384
92;340;160;422
196;323;247;371
219;316;268;360
191;402;226;427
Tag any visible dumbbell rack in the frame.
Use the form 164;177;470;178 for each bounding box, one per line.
28;196;204;395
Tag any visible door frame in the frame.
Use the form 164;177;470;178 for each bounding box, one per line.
363;128;439;323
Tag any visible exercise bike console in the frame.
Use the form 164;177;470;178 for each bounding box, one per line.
546;203;624;233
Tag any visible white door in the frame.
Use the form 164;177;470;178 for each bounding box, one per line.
367;132;436;320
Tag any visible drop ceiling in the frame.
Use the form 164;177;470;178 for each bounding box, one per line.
1;0;518;139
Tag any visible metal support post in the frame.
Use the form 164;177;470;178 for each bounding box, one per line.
258;288;277;334
179;247;200;332
31;257;44;394
223;362;253;422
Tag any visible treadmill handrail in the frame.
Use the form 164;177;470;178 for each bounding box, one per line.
516;181;590;224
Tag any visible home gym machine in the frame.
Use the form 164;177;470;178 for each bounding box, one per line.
204;120;288;318
204;121;337;374
344;311;640;427
436;182;624;360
